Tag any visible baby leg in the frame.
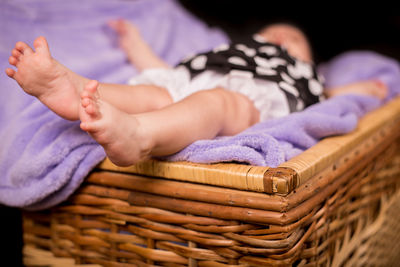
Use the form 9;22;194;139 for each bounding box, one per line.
79;83;260;166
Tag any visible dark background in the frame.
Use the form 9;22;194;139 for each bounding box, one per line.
1;3;399;266
178;1;400;64
0;205;23;266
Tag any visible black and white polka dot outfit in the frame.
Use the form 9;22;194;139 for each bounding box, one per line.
128;34;325;122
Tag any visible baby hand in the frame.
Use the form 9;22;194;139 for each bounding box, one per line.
326;79;388;100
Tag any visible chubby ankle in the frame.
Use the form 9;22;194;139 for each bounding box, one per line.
130;118;156;161
70;71;91;95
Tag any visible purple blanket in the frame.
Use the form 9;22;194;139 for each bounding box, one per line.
1;1;399;210
0;0;228;210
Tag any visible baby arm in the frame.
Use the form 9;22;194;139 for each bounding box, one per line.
108;19;169;71
325;80;388;100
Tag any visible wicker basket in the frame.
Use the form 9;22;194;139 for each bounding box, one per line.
22;97;400;267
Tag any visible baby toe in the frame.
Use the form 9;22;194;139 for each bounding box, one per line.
15;41;33;55
85;80;99;93
85;101;100;117
5;68;16;78
80;120;101;133
80;121;91;131
81;97;91;108
12;49;22;59
8;56;18;66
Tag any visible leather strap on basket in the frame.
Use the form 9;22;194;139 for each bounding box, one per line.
264;167;298;195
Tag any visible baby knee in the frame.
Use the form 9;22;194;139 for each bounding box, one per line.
151;85;174;109
205;87;260;135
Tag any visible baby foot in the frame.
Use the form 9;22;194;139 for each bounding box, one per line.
327;80;388;100
5;36;88;120
108;19;144;63
108;19;168;70
79;80;152;166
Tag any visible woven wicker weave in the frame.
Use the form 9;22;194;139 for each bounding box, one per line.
22;97;400;266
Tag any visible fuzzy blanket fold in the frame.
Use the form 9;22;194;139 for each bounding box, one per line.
0;0;399;210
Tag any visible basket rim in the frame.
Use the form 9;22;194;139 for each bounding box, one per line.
98;96;400;195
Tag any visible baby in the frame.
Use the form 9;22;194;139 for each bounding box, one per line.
6;20;387;166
